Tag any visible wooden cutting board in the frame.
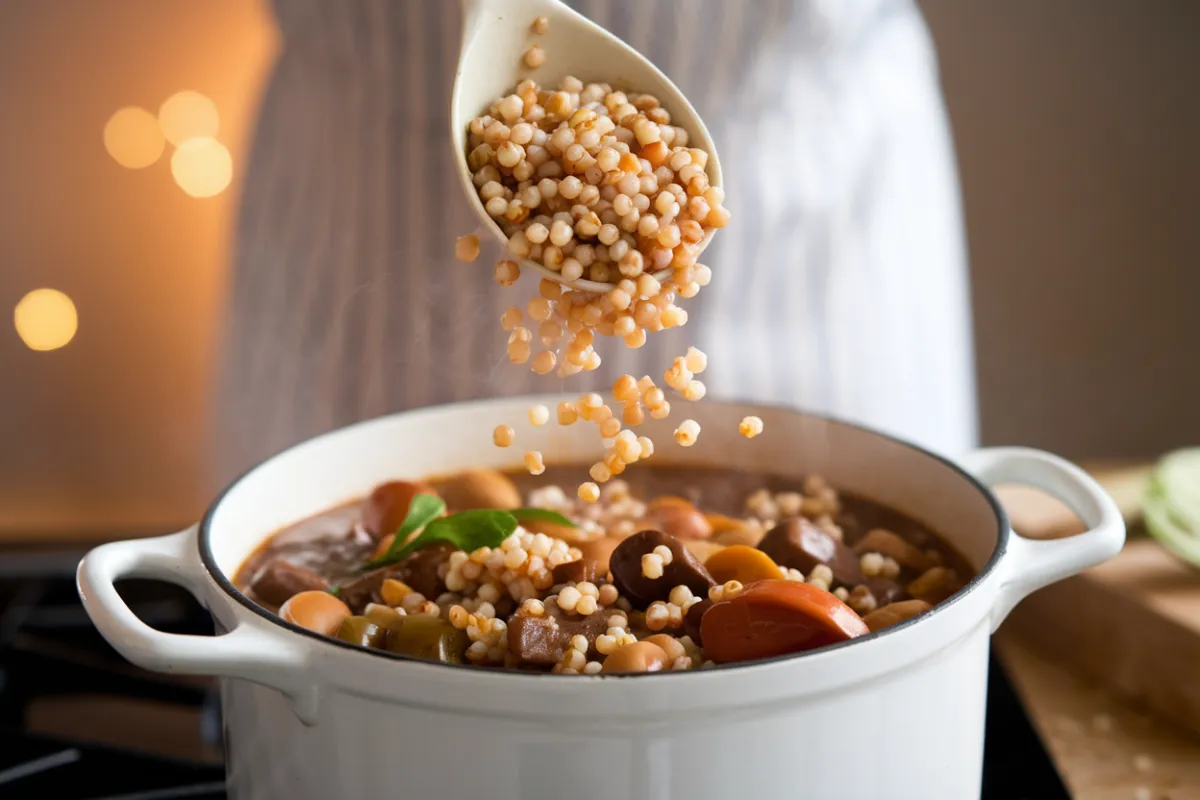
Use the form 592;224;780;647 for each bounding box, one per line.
996;462;1200;737
993;628;1200;799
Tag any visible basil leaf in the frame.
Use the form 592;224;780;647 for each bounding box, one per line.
510;507;579;528
365;493;447;568
327;586;342;598
386;509;519;563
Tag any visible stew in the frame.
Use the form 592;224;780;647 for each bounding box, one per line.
234;465;972;673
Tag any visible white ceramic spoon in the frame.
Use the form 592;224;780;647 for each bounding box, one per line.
451;0;723;294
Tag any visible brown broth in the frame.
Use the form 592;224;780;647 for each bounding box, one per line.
234;464;973;602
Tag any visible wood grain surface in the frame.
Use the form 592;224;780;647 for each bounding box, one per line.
995;629;1200;800
995;461;1200;799
1004;538;1200;739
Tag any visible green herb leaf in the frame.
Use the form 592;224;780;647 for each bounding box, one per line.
385;509;519;564
510;507;579;527
365;493;447;568
327;586;342;598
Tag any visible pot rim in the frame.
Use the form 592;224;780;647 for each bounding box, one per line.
198;395;1009;680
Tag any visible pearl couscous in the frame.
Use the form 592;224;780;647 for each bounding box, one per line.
460;61;754;491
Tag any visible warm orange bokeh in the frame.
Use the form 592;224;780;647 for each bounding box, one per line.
171;136;233;198
103;106;165;169
158;90;220;146
14;288;78;351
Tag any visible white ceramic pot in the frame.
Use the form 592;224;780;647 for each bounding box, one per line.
78;397;1124;800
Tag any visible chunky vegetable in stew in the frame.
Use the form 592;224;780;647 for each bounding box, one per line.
234;466;972;673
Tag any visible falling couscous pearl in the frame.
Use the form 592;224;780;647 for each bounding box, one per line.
494;260;520;286
500;306;523;331
599;417;621;439
531;350;556;375
524;450;546;475
739;416;764;439
493;425;515;447
622;403;645;427
674;419;700;447
557;401;578;425
455;234;480;262
637;436;655;459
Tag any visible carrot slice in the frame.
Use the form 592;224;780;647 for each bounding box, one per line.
704;545;782;586
700;579;869;664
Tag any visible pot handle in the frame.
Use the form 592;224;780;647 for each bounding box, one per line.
959;447;1126;632
77;527;320;724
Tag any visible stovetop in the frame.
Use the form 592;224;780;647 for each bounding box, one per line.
0;544;1069;799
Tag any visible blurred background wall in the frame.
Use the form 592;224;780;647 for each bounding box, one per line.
923;0;1200;461
0;0;1195;535
0;0;275;535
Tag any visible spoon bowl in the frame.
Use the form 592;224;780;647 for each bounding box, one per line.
451;0;723;293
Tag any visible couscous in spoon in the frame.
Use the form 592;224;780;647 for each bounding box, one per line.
451;0;724;294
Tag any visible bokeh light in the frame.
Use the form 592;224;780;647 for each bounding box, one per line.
103;107;165;169
158;91;220;146
170;137;233;198
14;289;78;352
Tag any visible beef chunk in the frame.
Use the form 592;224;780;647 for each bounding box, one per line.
551;558;604;586
250;560;329;608
758;517;863;587
393;543;455;599
335;566;392;613
683;598;713;646
507;608;609;666
609;530;716;609
864;577;904;606
853;528;933;572
335;543;455;612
